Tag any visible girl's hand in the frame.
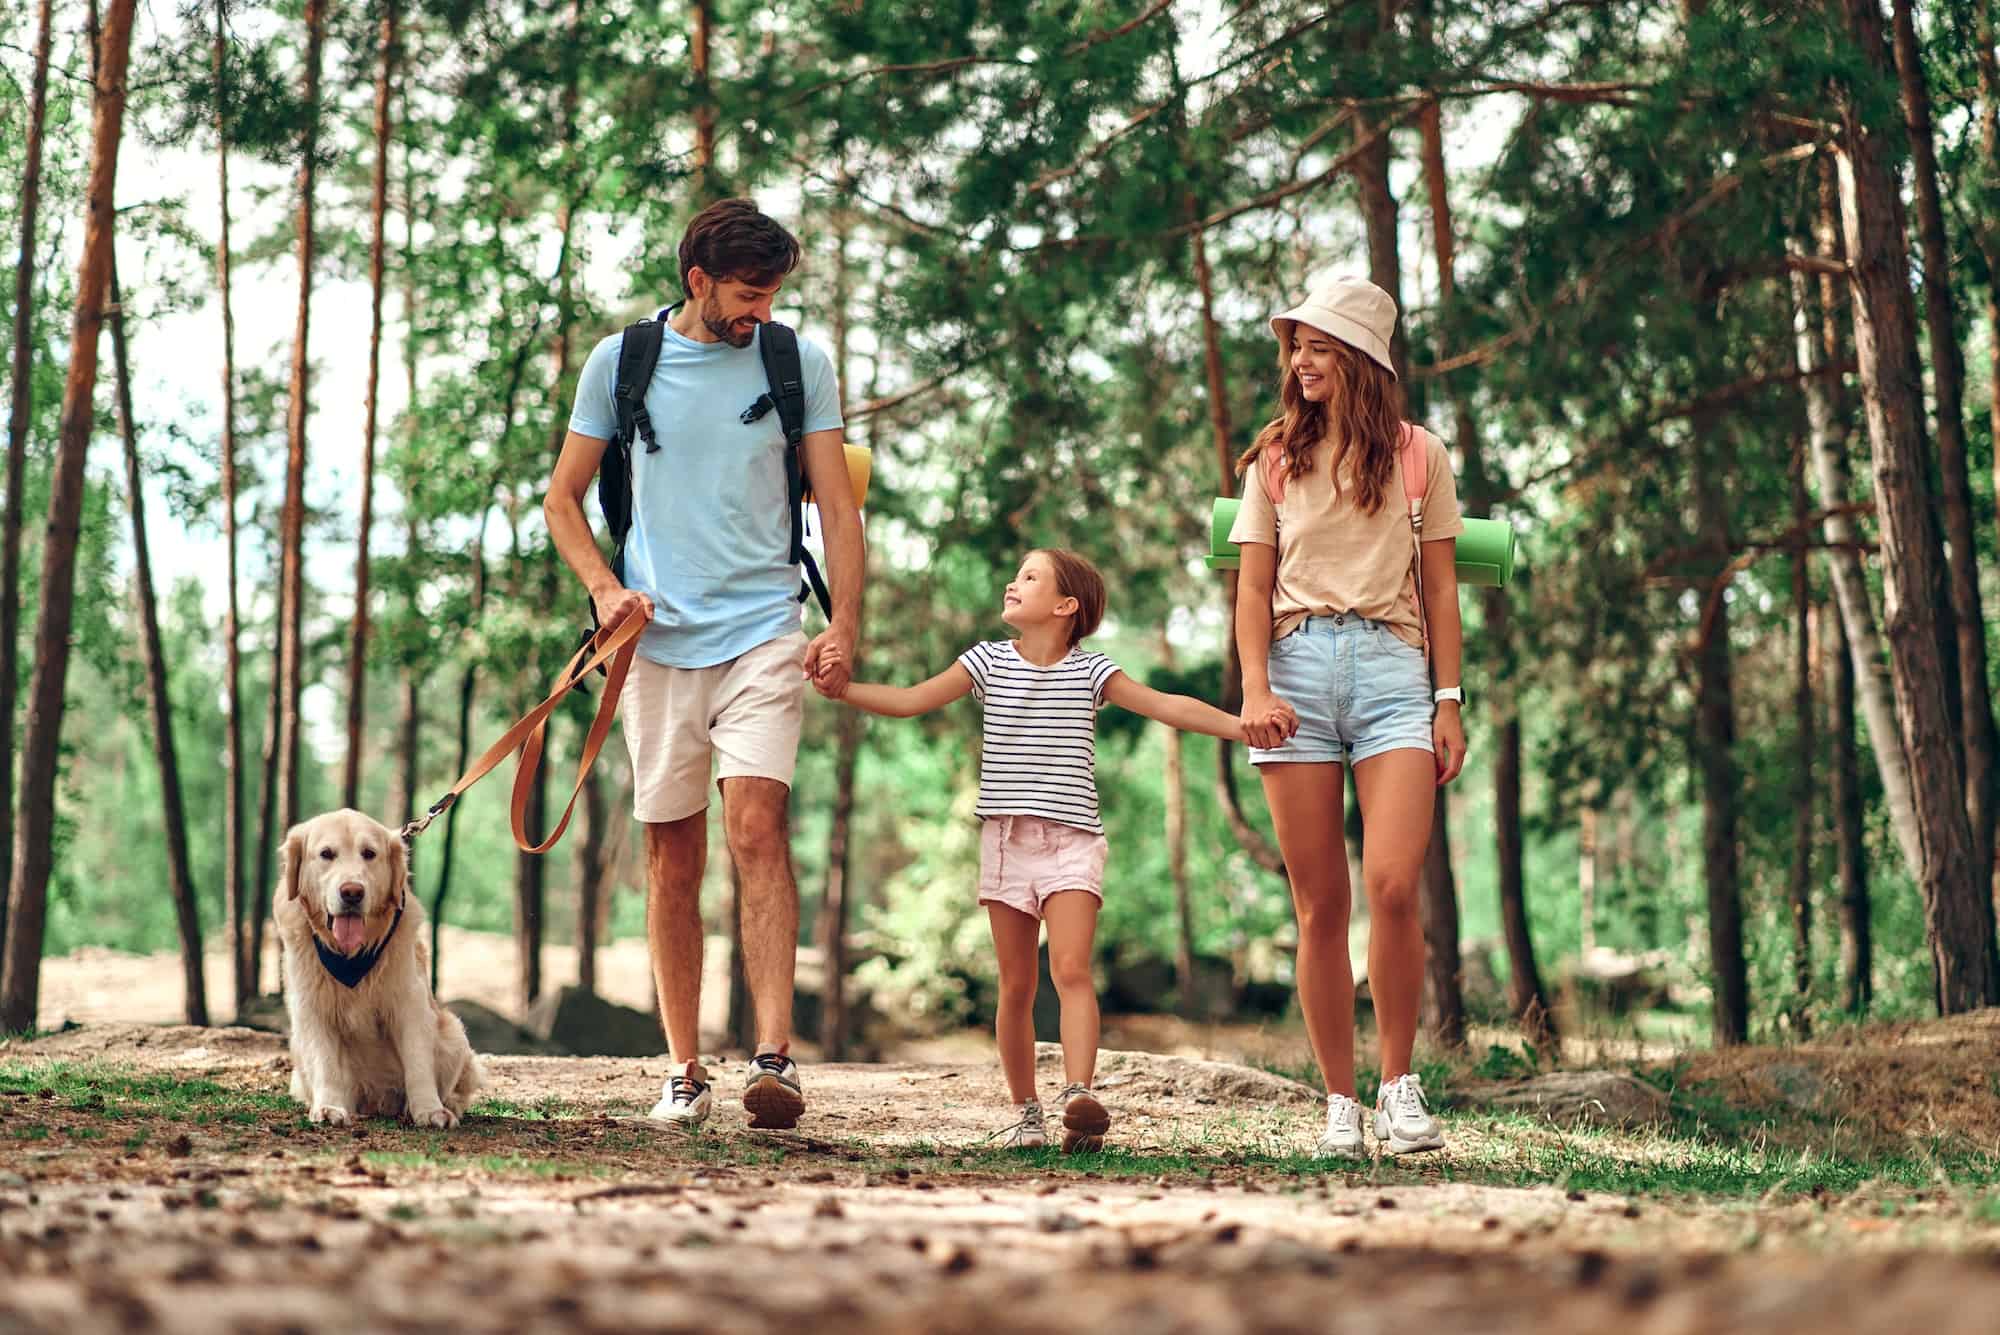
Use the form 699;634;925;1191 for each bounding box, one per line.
1241;688;1294;750
1433;703;1466;785
808;637;849;698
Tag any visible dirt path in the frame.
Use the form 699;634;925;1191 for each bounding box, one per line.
3;1024;1998;1334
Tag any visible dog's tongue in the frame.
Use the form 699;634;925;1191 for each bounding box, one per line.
332;914;368;953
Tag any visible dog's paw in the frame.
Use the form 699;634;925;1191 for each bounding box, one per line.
310;1104;351;1127
421;1107;459;1130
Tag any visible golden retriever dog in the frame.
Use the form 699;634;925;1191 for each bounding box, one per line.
273;809;482;1128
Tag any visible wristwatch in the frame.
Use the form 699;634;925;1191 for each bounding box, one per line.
1432;686;1464;706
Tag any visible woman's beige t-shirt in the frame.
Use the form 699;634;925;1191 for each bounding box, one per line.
1228;426;1464;650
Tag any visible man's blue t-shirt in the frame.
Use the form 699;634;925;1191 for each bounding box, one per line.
568;316;844;669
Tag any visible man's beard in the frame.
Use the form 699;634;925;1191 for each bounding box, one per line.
702;296;758;348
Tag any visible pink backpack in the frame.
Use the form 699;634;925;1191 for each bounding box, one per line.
1259;424;1434;662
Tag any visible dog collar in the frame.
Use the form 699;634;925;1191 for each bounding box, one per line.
313;902;404;989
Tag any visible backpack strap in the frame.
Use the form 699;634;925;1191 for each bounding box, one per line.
1399;423;1434;671
753;322;835;620
602;318;666;591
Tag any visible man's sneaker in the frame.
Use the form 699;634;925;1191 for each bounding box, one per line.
998;1101;1048;1149
1315;1092;1366;1159
743;1050;805;1129
1373;1072;1445;1154
648;1065;712;1131
1058;1082;1109;1153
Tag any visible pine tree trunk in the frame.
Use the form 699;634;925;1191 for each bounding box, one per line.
515;704;547;1016
692;0;715;193
1;0;57;969
278;0;328;844
1790;437;1814;1034
1890;0;1997;920
343;0;399;810
575;766;608;996
110;261;209;1027
1789;184;1923;880
213;0;250;1008
250;612;282;992
430;643;479;994
1579;804;1599;956
1691;408;1748;1044
1832;0;1998;1010
1976;0;2000;920
394;83;422;831
0;0;140;1033
1160;636;1196;1012
1829;593;1872;1015
821;707;860;1055
1419;90;1555;1044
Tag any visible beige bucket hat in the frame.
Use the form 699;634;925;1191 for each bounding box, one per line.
1270;276;1399;380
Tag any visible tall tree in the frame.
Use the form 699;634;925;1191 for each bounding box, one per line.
344;0;401;809
1830;0;1997;1011
214;0;252;1008
1;0;57;967
109;261;209;1027
1828;593;1871;1014
1889;0;1996;917
0;0;141;1033
277;0;329;840
1417;85;1553;1044
1788;434;1814;1033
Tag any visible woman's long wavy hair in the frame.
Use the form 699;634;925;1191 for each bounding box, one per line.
1236;323;1406;512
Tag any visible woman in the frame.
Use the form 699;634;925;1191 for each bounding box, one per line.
1230;276;1468;1157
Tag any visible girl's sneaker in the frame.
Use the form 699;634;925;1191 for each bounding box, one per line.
1316;1093;1365;1158
998;1101;1048;1149
1373;1072;1445;1154
1059;1082;1109;1152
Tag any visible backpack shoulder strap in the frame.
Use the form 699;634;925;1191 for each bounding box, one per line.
615;317;666;454
755;322;834;620
1399;423;1427;532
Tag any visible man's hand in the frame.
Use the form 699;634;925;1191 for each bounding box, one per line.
1240;688;1298;751
805;625;855;698
1433;703;1467;786
592;584;653;634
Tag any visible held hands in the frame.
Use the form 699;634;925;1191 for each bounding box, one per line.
1239;688;1300;750
1433;702;1466;786
806;627;855;698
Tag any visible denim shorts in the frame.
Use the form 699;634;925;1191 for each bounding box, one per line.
1249;614;1434;767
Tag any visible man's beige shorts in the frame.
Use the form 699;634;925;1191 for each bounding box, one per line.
619;630;808;823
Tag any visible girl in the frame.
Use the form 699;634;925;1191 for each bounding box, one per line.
823;549;1281;1150
1230;276;1468;1158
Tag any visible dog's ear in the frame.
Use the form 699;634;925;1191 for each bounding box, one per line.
387;830;409;911
279;824;309;902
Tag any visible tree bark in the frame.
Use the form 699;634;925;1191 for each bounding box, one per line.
1890;0;1997;922
1831;0;1997;1010
277;0;328;843
1;0;56;968
0;0;140;1033
693;0;715;193
1160;636;1196;1011
1789;182;1923;881
110;261;209;1027
343;0;400;810
575;765;609;995
213;0;251;1008
818;201;860;1058
1829;592;1871;1015
1419;90;1555;1044
1789;435;1814;1034
394;75;422;829
429;536;481;996
1692;408;1747;1044
1976;0;2000;920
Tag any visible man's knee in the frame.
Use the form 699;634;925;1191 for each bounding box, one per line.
644;815;705;905
722;779;791;866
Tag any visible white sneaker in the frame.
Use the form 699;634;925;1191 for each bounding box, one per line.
1316;1093;1366;1158
998;1101;1048;1149
1373;1072;1445;1154
1058;1082;1109;1153
743;1049;805;1129
648;1064;712;1131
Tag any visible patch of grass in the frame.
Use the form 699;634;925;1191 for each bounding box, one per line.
0;1061;296;1124
358;1150;618;1179
1251;1055;1462;1101
13;1124;51;1141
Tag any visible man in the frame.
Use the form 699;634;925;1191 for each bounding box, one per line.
544;198;863;1131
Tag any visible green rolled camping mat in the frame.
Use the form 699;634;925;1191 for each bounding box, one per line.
1205;497;1516;587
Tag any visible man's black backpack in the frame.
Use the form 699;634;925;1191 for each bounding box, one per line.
595;313;833;622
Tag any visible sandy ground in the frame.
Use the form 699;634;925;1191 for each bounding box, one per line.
3;1019;1998;1334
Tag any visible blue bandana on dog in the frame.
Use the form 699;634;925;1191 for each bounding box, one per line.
313;902;405;989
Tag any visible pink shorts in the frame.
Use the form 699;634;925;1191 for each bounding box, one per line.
977;815;1107;920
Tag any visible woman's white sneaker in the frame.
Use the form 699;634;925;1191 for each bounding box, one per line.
1373;1072;1445;1154
1316;1093;1366;1158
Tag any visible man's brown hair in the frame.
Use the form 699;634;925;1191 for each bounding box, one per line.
1034;548;1107;647
677;198;802;297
